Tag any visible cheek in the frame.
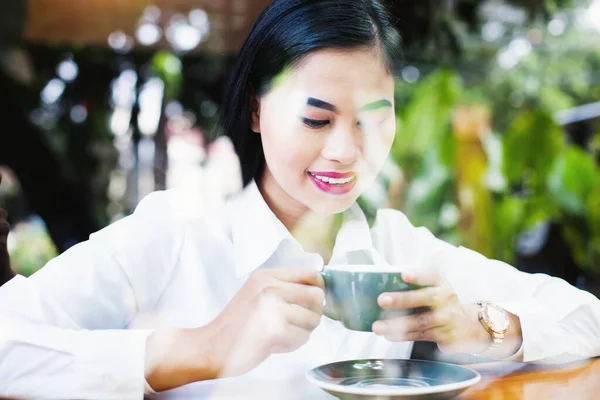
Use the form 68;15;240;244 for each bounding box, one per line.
260;115;321;178
363;119;395;171
378;119;396;150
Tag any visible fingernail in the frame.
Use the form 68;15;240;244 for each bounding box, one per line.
373;321;388;334
379;295;393;307
402;273;414;282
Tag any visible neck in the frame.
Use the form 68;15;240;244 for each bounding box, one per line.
258;171;309;232
258;171;339;264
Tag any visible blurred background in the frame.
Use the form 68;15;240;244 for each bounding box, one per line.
0;0;599;295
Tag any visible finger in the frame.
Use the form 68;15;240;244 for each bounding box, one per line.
277;281;325;314
273;267;325;289
401;268;443;287
271;323;311;353
382;326;453;344
373;310;444;336
284;303;322;331
378;286;445;310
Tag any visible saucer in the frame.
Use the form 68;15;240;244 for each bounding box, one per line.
306;359;480;400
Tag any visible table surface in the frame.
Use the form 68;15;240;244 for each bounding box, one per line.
157;358;600;400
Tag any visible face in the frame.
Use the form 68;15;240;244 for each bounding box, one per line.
253;49;396;217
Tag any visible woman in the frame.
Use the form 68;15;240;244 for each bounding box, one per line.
1;0;599;398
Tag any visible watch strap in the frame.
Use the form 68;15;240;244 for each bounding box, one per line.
473;301;508;358
474;335;504;358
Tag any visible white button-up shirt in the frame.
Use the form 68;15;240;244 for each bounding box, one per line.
1;182;599;399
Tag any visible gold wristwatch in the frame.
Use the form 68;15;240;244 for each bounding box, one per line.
474;301;510;358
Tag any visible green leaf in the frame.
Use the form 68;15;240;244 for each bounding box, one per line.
404;150;454;231
152;51;183;101
490;195;526;263
437;129;457;168
588;186;600;236
590;237;600;272
561;222;589;268
539;86;576;113
502;110;565;188
392;69;462;165
522;195;560;230
547;147;600;215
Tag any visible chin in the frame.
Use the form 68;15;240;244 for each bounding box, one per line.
307;196;358;215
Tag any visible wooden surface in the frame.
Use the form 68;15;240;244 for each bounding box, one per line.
463;358;600;400
0;358;596;399
156;358;600;400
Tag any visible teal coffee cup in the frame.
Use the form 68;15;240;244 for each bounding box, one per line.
320;265;423;332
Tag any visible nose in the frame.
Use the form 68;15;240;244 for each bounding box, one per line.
321;124;362;166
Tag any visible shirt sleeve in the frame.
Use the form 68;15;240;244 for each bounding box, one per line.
377;209;600;364
0;191;186;399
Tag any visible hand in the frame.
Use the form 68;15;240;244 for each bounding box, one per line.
372;268;491;355
144;267;325;392
208;267;325;377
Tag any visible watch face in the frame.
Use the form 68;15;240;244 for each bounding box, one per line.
485;304;510;332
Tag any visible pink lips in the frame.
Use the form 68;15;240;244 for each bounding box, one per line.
308;171;357;195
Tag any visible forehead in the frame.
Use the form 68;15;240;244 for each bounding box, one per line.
268;49;395;108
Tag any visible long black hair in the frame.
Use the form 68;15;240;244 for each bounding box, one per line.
220;0;402;186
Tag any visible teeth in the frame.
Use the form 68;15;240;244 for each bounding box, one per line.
311;174;355;185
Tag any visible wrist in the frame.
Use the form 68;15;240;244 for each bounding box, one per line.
462;303;493;354
191;323;223;380
470;302;523;359
145;327;220;392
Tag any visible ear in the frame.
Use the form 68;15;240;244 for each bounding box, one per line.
250;88;261;133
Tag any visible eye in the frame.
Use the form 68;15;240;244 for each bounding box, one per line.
302;118;329;129
358;116;387;130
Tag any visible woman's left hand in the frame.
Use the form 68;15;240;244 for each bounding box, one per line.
372;268;489;355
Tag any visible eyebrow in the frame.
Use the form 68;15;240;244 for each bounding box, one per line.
306;97;393;113
360;99;393;112
307;97;338;113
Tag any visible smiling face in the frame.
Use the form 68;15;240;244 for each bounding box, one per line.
253;48;396;222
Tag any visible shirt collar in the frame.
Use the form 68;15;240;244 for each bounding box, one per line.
228;181;291;278
228;181;379;278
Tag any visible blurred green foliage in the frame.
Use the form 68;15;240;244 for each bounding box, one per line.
9;218;58;277
388;66;600;272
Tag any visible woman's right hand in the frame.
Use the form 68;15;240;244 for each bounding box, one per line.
208;266;325;377
144;267;325;392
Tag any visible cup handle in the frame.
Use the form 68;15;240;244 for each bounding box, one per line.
319;270;340;321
